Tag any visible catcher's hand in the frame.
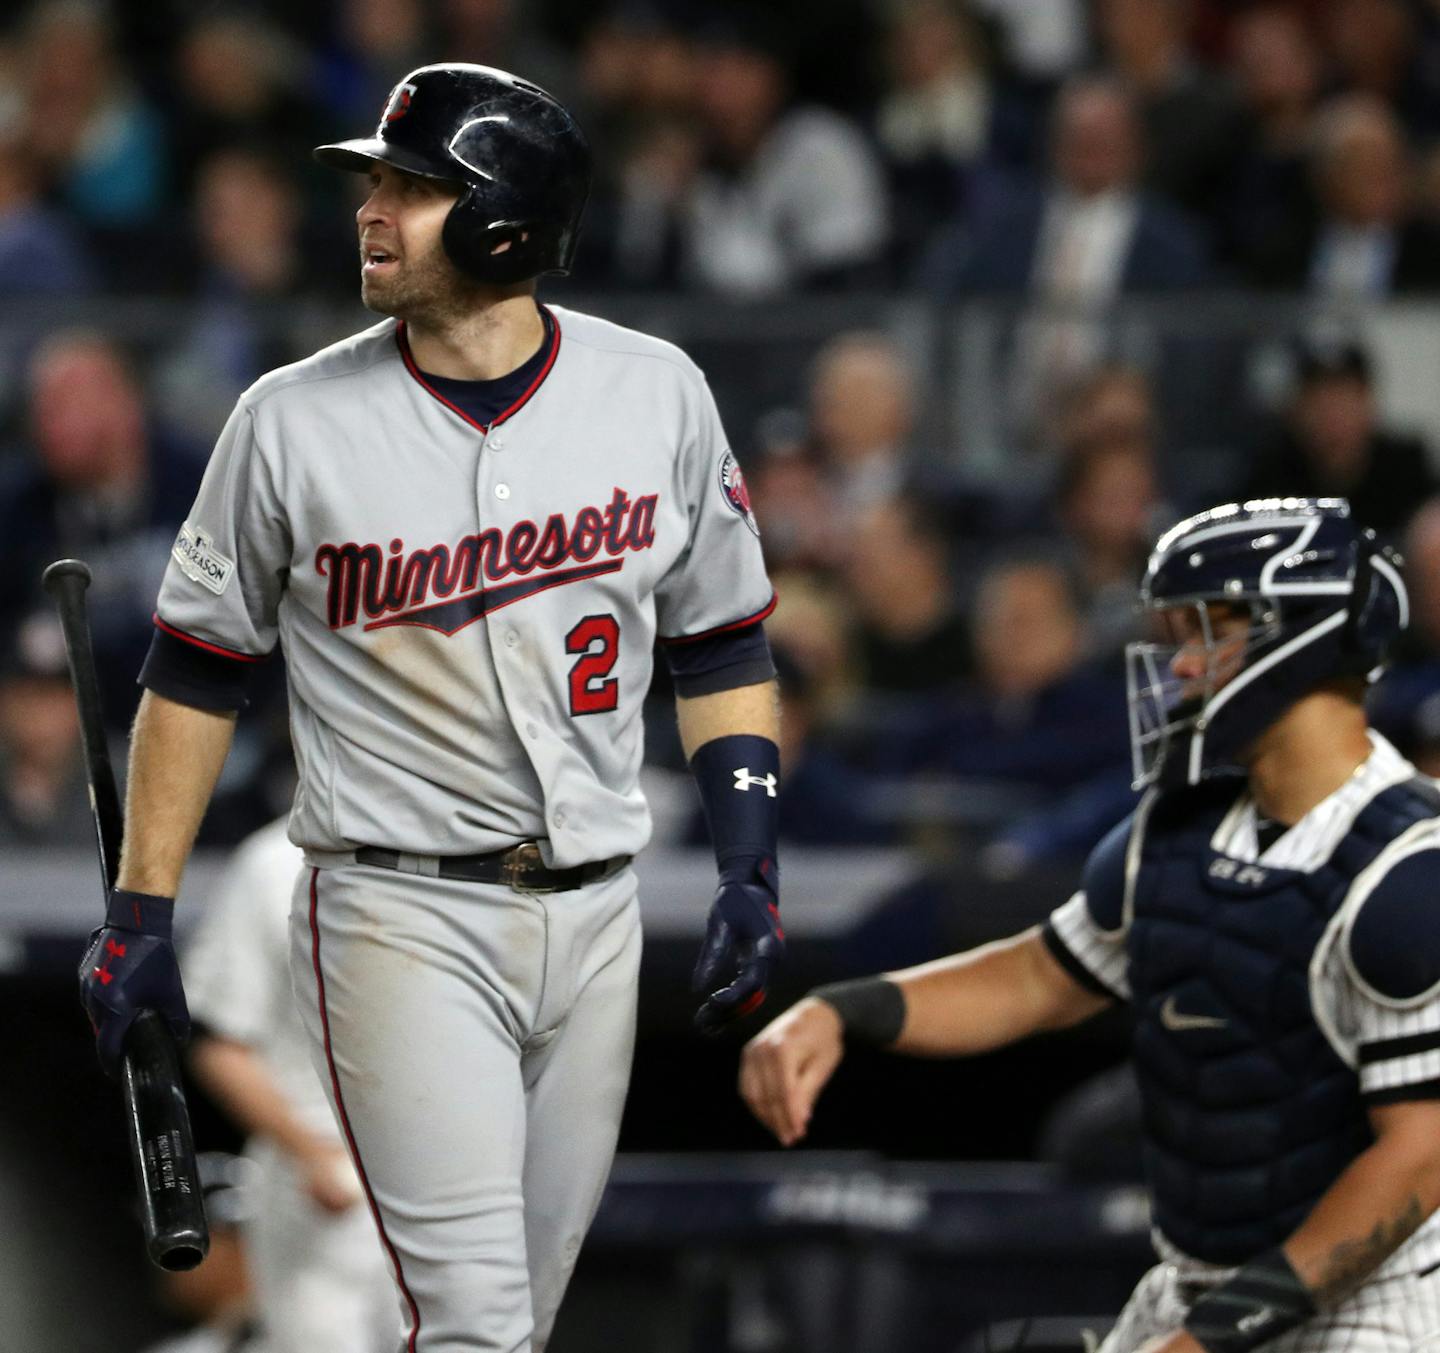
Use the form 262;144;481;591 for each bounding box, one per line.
739;996;844;1146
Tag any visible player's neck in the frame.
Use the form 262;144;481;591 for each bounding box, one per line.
1245;692;1373;827
405;293;545;381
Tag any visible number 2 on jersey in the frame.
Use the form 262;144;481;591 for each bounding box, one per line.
566;615;620;715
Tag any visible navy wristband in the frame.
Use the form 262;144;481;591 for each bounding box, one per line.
1185;1248;1317;1353
106;888;176;937
813;977;907;1048
689;733;780;895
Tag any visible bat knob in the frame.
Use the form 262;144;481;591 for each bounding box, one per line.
154;1233;210;1272
42;559;93;594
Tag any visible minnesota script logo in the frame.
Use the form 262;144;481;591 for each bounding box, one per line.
316;487;658;636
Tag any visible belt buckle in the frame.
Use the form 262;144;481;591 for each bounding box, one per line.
500;842;556;894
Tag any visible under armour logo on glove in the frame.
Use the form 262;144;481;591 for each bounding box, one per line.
78;889;190;1078
733;768;777;796
692;857;784;1034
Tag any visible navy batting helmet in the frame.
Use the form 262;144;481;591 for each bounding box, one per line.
1126;497;1408;788
314;63;591;285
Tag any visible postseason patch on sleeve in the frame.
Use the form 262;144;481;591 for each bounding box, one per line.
172;522;236;596
718;449;760;536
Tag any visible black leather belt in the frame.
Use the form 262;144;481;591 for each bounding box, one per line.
354;842;630;893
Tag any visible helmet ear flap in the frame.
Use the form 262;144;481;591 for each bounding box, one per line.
1342;537;1406;673
441;189;570;284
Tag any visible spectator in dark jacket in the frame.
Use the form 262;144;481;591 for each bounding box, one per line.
1245;94;1440;296
920;75;1211;297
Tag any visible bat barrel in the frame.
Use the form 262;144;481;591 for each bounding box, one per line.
121;1013;210;1271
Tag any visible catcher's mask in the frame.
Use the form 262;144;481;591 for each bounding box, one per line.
1125;497;1407;789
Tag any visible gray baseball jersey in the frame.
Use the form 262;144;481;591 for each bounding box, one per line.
155;304;774;865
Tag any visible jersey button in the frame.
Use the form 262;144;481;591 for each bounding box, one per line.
552;807;567;828
504;629;519;648
526;722;539;739
489;435;505;450
495;483;511;500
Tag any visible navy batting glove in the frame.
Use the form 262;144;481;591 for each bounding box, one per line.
78;889;189;1078
692;857;784;1035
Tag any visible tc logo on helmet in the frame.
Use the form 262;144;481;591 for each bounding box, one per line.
384;82;418;123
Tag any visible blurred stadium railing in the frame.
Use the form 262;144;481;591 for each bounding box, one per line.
4;294;1439;490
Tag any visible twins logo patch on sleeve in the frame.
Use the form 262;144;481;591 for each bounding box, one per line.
718;450;760;536
172;522;235;596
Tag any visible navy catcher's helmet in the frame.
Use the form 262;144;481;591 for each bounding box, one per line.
1126;497;1408;788
314;63;591;285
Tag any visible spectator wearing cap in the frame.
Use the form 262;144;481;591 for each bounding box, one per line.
681;9;890;295
1247;94;1440;296
1243;338;1438;540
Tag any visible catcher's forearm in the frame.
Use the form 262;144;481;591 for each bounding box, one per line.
1282;1101;1440;1308
887;927;1112;1057
117;691;237;896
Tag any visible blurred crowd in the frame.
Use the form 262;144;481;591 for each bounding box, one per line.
6;0;1440;878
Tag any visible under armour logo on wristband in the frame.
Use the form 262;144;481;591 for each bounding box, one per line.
733;769;777;796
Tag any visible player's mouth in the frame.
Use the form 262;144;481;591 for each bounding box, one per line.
363;248;399;274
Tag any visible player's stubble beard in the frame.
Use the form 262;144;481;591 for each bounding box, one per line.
360;238;486;332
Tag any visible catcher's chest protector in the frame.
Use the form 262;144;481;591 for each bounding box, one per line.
1126;777;1440;1264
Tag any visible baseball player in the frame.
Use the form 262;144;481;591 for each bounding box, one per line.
743;499;1440;1353
184;816;395;1353
77;65;783;1353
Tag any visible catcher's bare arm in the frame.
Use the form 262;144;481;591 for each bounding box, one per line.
740;926;1111;1145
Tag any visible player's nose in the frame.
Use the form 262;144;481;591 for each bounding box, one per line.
357;189;389;228
1169;646;1208;681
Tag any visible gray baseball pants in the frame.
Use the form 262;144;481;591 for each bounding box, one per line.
290;859;642;1353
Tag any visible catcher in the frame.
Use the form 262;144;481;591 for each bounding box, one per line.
743;499;1440;1353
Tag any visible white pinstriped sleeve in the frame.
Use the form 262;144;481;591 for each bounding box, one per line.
1046;891;1131;1001
1350;990;1440;1102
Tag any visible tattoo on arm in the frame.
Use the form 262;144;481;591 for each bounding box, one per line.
1312;1194;1425;1308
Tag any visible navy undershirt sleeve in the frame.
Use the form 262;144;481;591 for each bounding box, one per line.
663;622;776;697
139;626;255;711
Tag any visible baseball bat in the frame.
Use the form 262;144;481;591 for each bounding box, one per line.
42;558;210;1272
